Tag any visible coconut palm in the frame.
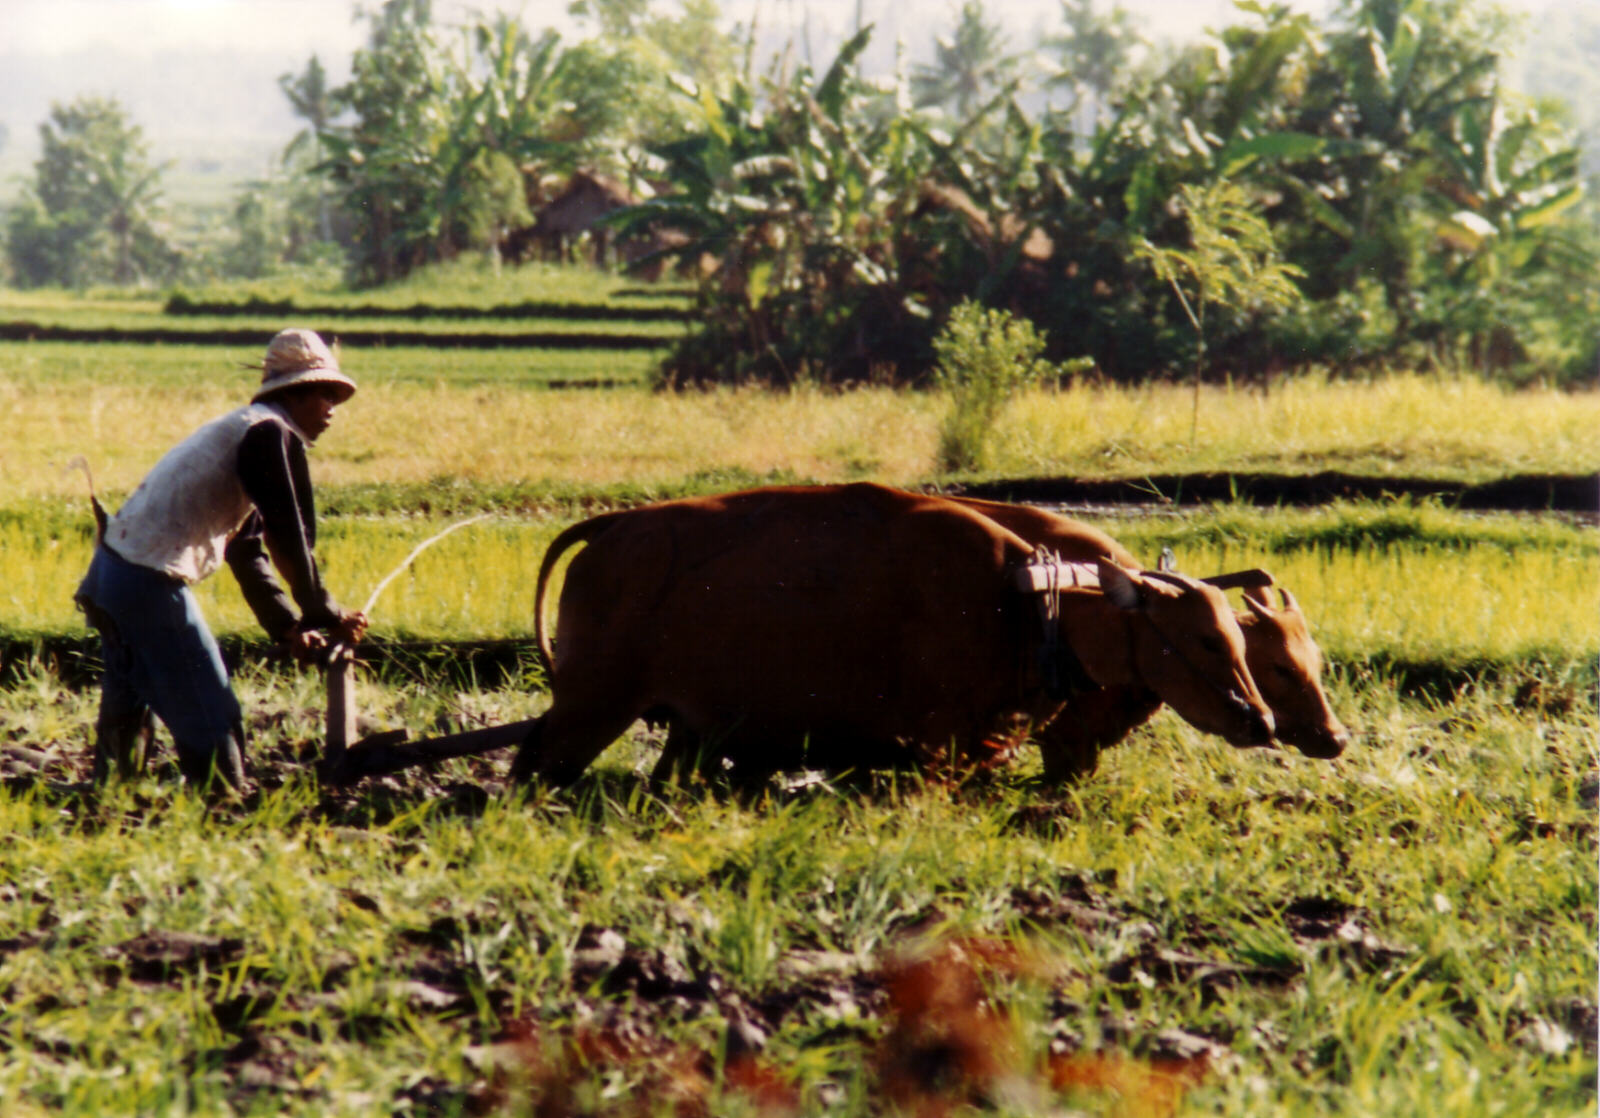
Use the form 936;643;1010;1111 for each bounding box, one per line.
1043;0;1143;135
910;1;1017;120
279;54;341;241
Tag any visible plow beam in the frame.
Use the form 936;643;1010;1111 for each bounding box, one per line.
322;718;539;786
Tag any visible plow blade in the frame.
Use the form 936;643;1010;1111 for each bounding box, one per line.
322;718;539;786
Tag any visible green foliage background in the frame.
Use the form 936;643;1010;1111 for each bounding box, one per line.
6;0;1596;385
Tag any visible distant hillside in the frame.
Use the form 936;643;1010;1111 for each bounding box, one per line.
0;45;313;207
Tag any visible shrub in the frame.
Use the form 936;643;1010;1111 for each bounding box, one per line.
932;301;1081;473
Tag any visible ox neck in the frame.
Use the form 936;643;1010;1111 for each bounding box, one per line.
1055;591;1142;688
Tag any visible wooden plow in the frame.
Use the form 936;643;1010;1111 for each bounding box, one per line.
313;514;535;787
317;647;536;785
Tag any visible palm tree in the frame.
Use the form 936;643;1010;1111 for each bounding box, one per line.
103;163;165;285
1043;0;1142;136
279;55;340;241
911;1;1016;119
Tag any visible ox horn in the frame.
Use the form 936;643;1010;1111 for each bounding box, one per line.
1201;568;1275;591
1143;568;1199;590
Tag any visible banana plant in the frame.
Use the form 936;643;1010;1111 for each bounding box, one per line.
1418;93;1588;368
609;25;948;383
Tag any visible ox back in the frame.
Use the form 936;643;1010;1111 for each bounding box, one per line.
517;483;1045;784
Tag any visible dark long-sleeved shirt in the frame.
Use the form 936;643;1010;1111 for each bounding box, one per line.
224;418;341;640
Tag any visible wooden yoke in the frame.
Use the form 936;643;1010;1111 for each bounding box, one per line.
1012;558;1102;593
1201;569;1275;591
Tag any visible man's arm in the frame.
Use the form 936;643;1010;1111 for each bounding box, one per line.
229;420;352;638
224;513;297;640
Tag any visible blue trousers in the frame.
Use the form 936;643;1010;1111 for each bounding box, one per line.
77;545;245;781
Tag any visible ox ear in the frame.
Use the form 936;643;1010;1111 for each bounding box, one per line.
1097;558;1144;611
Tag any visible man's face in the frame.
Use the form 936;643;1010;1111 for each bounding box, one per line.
279;384;348;443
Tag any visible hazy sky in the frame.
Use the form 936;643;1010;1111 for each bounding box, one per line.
0;0;1334;162
11;0;1584;55
0;0;1571;165
6;0;1325;57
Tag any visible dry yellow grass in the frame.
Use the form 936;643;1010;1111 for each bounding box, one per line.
1;380;941;500
4;368;1595;504
1002;372;1600;478
8;513;1594;666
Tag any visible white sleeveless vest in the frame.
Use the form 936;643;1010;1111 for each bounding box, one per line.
106;402;307;584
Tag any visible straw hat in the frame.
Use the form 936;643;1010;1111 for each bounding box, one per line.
250;328;357;404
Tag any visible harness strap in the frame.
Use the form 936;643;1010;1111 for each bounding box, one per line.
1019;553;1100;702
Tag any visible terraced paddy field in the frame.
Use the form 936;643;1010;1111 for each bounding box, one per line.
0;293;1594;1116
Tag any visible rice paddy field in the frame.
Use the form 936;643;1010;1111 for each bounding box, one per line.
0;268;1595;1117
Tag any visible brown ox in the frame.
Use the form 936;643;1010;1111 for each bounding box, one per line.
511;484;1272;787
945;496;1350;778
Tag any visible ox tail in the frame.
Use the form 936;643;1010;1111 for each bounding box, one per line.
533;511;623;684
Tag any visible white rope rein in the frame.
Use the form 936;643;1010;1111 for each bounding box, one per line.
360;513;492;617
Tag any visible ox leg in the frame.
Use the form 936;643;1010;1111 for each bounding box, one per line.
647;736;681;785
1037;686;1161;783
648;720;710;788
509;699;641;788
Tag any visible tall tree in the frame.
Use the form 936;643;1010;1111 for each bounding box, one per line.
318;0;449;282
317;1;644;282
4;96;174;287
567;0;650;39
1043;0;1143;135
644;0;738;94
279;54;341;241
911;1;1018;119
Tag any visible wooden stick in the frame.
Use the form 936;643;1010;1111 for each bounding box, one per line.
320;513;490;782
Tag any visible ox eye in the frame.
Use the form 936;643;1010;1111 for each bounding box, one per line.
1198;636;1224;654
1274;664;1298;681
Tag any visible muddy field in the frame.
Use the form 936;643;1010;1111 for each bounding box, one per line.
0;349;1593;1113
2;655;1595;1116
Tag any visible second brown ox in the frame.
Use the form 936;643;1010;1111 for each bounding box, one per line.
946;496;1351;779
512;484;1273;786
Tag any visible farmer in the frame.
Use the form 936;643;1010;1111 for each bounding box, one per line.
75;328;368;793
